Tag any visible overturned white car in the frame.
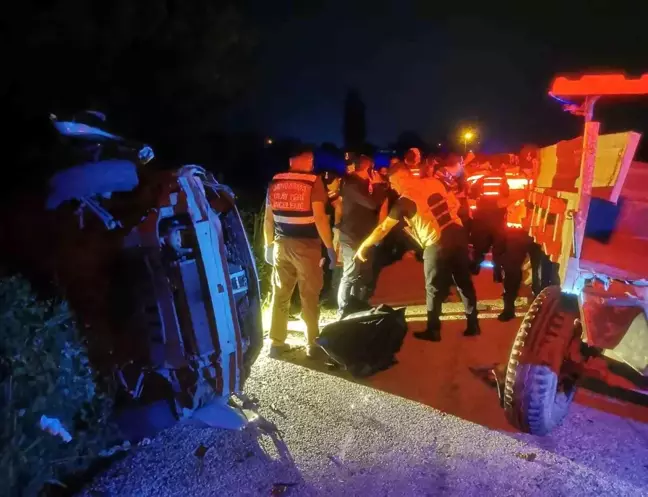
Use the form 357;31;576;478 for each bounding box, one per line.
46;111;263;438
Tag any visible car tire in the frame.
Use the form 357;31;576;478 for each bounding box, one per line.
504;286;581;435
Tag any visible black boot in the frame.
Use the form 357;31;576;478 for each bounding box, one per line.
463;313;481;337
414;311;441;342
497;302;516;322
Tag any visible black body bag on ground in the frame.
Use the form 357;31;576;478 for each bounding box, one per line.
316;302;407;377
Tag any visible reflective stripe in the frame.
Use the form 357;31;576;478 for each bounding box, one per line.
482;176;504;198
427;193;454;231
428;198;447;211
507;178;529;189
274;214;316;224
273;172;317;182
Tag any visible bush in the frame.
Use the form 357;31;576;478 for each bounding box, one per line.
238;203;272;302
0;276;118;497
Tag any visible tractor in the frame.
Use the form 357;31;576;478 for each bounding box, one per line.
498;74;648;435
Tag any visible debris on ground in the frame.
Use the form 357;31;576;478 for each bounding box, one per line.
270;482;296;496
39;415;72;443
515;452;537;462
194;444;209;475
269;404;288;419
99;440;132;458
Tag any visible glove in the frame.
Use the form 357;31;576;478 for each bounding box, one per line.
264;245;275;266
355;246;367;263
326;247;337;270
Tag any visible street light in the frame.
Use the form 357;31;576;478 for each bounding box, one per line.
462;130;475;153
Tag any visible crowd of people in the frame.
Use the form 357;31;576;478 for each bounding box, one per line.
262;144;558;359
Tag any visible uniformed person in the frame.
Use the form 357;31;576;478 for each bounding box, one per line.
517;145;560;297
469;158;510;277
371;159;419;275
404;147;422;169
337;155;386;313
434;154;471;234
264;149;336;358
497;175;531;321
355;161;479;341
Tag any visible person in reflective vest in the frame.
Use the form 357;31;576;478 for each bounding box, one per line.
263;149;336;359
355;161;479;341
496;173;532;321
469;162;510;276
434;154;472;235
517;148;560;297
404;147;422;177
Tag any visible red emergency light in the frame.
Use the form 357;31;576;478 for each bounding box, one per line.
550;74;648;97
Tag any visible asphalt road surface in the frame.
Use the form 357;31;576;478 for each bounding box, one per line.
81;260;648;497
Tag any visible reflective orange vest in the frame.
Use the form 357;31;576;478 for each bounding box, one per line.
506;199;527;229
400;178;461;248
481;175;507;196
268;171;318;239
518;169;535;232
476;173;509;210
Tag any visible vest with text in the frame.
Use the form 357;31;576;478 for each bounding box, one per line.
268;171;318;238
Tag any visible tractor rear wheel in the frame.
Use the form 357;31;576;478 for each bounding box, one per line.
504;286;581;435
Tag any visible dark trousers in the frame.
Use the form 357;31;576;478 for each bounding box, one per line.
327;266;343;304
529;242;560;296
372;225;421;275
423;225;477;323
501;229;532;307
457;200;472;238
337;242;375;311
471;209;507;267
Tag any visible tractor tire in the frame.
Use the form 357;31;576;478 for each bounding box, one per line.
504;286;581;435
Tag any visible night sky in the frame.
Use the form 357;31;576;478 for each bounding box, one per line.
230;2;648;154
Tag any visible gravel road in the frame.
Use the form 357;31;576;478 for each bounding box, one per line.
80;345;648;497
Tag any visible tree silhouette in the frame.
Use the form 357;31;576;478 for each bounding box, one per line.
343;89;366;153
390;131;430;156
321;142;341;154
